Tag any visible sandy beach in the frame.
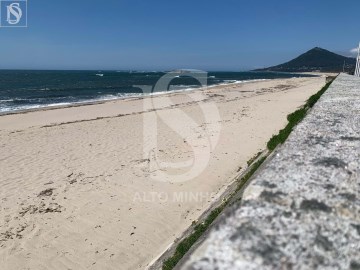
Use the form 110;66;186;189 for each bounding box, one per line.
0;76;326;270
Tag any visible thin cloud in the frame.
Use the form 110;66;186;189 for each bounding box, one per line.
350;47;359;55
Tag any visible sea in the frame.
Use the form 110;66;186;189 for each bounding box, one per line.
0;70;316;113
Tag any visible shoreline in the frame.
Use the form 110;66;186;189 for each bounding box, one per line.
0;79;269;117
0;69;326;117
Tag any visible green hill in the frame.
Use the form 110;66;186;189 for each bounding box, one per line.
256;47;356;73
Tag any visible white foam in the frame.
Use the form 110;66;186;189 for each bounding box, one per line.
0;79;269;114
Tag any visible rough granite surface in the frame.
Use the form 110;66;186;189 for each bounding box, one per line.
180;74;360;270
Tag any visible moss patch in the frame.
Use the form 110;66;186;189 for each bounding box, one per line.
267;80;333;151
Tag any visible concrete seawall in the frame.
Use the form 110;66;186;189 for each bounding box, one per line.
179;74;360;269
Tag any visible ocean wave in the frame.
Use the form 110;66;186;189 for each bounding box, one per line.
0;99;14;103
0;79;268;114
0;104;42;113
169;84;200;91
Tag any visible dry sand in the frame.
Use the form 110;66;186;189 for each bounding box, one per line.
0;76;326;270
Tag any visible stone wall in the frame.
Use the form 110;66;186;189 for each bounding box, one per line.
180;74;360;270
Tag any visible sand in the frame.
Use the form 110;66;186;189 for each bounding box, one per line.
0;76;326;270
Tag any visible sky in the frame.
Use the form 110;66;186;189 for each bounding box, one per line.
0;0;359;71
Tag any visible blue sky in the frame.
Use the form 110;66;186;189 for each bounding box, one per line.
0;0;359;70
